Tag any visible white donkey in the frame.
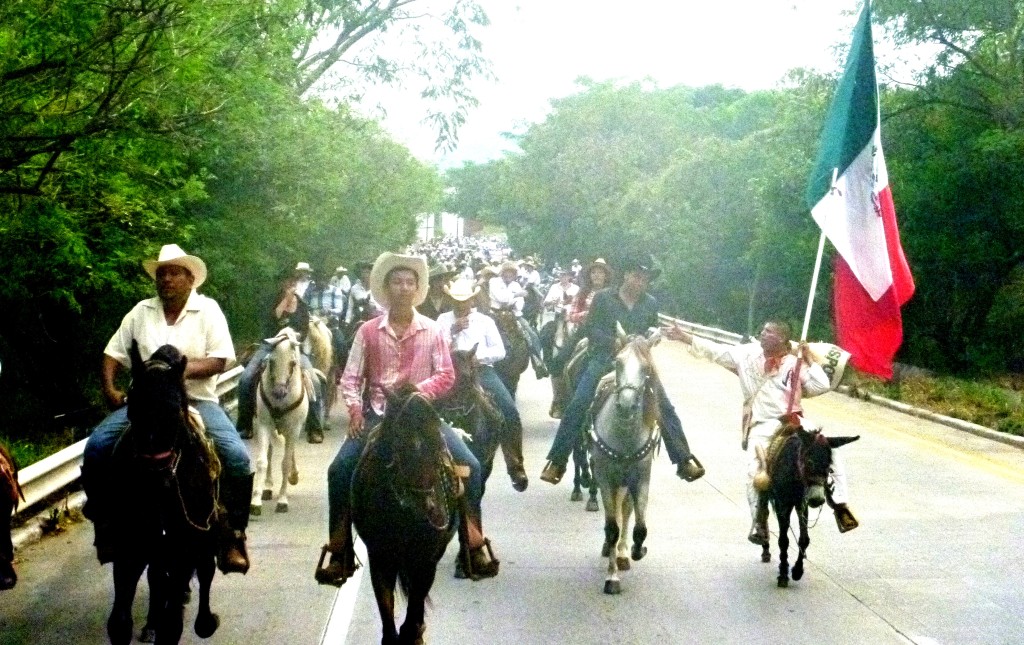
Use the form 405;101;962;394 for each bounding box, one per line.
250;328;312;515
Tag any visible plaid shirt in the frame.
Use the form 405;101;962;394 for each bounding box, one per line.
340;311;454;416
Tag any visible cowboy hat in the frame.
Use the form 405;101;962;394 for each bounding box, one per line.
294;261;313;272
334;265;348;273
142;244;208;288
428;262;458;281
369;252;429;308
499;260;519;275
520;256;538;268
588;258;610;273
620;254;661;281
444;277;481;302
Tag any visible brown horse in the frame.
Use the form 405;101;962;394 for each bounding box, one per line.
351;386;460;644
435;348;503;494
0;442;24;590
491;308;529;396
103;342;222;644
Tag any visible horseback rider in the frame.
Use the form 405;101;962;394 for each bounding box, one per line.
292;261;318;313
316;252;499;586
543;267;579;314
568;258;611;326
488;261;549;380
236;269;327;444
665;320;859;544
438;278;529;492
345;261;383;324
540;253;706;485
419;262;457;320
82;244;253;573
324;265;351;319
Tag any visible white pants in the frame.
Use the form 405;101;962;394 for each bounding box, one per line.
745;420;849;521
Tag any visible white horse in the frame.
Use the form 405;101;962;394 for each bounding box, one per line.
251;328;310;515
590;327;660;595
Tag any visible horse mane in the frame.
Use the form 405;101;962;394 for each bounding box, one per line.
622;337;660;429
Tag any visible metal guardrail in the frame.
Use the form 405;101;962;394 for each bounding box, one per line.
657;314;745;346
14;365;243;516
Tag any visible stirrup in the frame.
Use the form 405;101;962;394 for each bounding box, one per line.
834;505;859;533
314;544;361;587
456;539;499;581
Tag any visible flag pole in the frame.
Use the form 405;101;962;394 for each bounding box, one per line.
799;167;838;342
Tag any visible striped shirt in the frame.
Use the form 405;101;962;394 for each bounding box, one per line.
340;311;455;416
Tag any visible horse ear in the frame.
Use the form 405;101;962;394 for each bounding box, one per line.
615;321;627;343
130;340;144;378
828;435;860;449
470;342;479;356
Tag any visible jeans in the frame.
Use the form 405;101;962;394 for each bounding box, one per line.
82;401;253;519
237;342;325;433
326;413;483;535
545;355;694;467
478;364;525;478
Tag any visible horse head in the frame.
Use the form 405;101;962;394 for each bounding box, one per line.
796;428;859;508
263;329;303;403
450;345;480;390
613;336;655;422
127;341;190;469
382;385;447;493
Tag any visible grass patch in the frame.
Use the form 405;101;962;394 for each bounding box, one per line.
1;430;78;469
859;374;1024;436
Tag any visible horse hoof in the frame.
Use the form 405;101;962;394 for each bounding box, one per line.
586;498;599;512
601;543;611;558
792;564;804;580
262;489;273;501
761;551;771;563
194;612;220;639
249;504;261;517
616;557;630;571
288;471;299;486
107;614;132;645
603;579;621;595
275;502;289;513
138;625;156;643
777;577;789;588
631;545;647;561
570;488;583;502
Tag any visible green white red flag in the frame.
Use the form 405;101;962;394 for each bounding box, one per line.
805;0;914;379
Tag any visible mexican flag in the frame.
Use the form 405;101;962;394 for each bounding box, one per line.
805;0;915;380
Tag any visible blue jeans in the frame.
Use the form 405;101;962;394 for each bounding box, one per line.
545;356;694;467
82;401;253;519
326;413;483;535
237;342;325;433
478;365;525;478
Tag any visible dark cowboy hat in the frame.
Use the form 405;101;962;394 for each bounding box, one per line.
620;254;661;281
428;262;458;281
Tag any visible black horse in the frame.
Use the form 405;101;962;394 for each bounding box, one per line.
352;386;460;645
104;342;222;644
0;442;24;590
435;347;503;495
761;424;859;588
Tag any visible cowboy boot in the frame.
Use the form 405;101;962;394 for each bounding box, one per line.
500;419;528;492
454;505;499;580
218;473;253;574
748;494;770;546
315;516;360;587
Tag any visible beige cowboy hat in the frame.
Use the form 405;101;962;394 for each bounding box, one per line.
142;244;208;288
444;277;481;302
588;258;610;273
334;265;348;273
369;252;429;308
294;261;313;273
498;260;519;275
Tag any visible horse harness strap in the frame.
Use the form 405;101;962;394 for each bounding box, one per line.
259;381;306;421
590;425;661;463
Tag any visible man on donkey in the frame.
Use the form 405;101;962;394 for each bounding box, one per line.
82;244;254;573
539;253;705;486
438;277;529;492
316;252;500;586
664;320;859;544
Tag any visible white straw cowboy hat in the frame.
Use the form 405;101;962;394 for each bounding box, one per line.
142;244;208;288
334;265;348;273
294;262;313;272
369;252;429;308
443;277;481;302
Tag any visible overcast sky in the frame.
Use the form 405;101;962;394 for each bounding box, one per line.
354;0;874;168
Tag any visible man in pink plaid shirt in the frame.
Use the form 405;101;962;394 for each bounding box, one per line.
316;252;500;586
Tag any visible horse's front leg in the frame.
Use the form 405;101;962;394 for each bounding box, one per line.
630;464;650;562
792;503;810;581
398;562;436;645
107;557;147;645
155;556;188;645
369;557;399;644
249;418;271;516
616;492;632;572
586;453;599;512
276;428;298;513
193;551;220;638
776;503;792;588
139;562;167;642
599;484;623;595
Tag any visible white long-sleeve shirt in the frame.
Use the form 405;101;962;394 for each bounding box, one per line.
544;282;579;309
436;309;506;366
688;336;831;425
488;277;524;316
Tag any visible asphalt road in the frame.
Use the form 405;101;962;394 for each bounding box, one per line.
4;340;1024;644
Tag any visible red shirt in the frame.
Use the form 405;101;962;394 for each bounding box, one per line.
341;311;455;416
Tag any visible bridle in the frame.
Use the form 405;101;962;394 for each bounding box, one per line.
259;341;306;421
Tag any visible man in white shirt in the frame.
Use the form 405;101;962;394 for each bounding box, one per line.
438;278;529;492
543;268;579;313
518;256;541;288
488;261;548;379
82;244;253;573
666;320;859;543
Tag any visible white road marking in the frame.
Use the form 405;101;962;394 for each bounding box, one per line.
319;536;368;644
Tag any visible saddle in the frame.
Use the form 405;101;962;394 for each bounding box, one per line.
752;422;801;492
357;423;468;501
